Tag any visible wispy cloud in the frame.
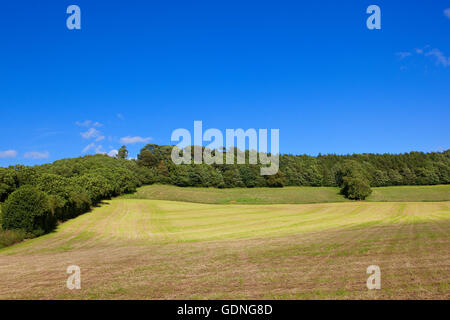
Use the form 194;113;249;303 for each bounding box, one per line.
425;48;450;67
82;143;95;153
76;120;103;127
81;128;102;140
117;113;125;120
0;150;17;158
95;145;105;154
396;52;412;59
444;8;450;19
82;143;107;154
396;46;450;68
24;151;50;159
120;136;152;144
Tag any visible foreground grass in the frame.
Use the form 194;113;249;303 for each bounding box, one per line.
122;184;450;204
0;199;449;299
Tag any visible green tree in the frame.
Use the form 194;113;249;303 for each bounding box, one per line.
1;185;56;235
0;168;18;202
117;145;129;159
222;168;244;188
340;176;372;200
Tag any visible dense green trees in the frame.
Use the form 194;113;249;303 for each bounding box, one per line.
136;144;450;192
1;185;56;235
0;154;148;236
0;167;18;202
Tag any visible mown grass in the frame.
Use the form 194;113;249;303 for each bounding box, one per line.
367;185;450;202
121;184;450;204
3;199;449;250
0;199;448;299
121;184;349;204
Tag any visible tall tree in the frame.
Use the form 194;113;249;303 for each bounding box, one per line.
117;145;129;159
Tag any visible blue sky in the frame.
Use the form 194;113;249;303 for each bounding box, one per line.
1;0;449;166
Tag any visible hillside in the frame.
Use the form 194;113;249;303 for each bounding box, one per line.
1;199;449;299
122;184;450;204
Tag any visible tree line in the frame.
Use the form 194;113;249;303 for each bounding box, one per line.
137;144;450;189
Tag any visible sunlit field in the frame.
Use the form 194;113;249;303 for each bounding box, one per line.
1;198;449;299
122;184;450;204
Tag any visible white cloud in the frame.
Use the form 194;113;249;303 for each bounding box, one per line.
76;120;103;127
396;52;411;59
24;151;49;159
95;135;105;142
117;113;125;120
120;136;152;144
396;46;450;68
82;143;107;154
425;48;450;67
82;143;95;153
0;150;17;158
107;149;118;157
444;8;450;19
81;128;102;139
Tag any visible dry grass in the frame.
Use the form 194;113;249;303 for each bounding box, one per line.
0;200;449;299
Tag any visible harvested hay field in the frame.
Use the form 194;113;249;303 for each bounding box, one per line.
0;199;449;299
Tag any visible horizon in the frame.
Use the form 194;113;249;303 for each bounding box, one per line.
2;144;449;169
1;0;449;167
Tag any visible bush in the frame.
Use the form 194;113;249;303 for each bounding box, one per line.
70;174;113;205
0;229;29;248
340;176;372;200
1;185;56;235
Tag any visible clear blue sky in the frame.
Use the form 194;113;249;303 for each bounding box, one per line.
1;0;449;166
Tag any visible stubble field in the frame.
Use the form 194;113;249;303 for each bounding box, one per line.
0;197;449;299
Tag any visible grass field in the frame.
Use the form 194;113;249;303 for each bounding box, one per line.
1;198;449;299
122;184;450;204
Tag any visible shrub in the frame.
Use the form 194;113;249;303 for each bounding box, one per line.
340;176;372;200
1;185;56;235
0;229;29;248
265;171;286;188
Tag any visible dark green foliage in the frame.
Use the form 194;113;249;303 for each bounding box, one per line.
0;155;151;240
36;174;90;221
265;171;286;188
135;144;450;190
70;173;114;205
222;168;245;188
340;176;372;200
1;185;56;235
117;145;129;159
0;167;18;202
